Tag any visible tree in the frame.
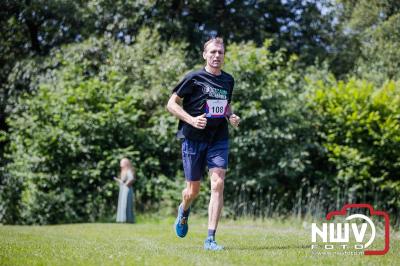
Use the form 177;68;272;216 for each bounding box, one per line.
328;0;400;81
355;13;400;84
148;0;335;66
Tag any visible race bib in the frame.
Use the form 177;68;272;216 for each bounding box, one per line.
205;99;228;118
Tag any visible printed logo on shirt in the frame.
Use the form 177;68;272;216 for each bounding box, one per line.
202;84;228;100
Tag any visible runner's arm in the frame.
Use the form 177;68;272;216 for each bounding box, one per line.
225;104;233;118
167;93;195;126
225;104;240;128
167;93;208;129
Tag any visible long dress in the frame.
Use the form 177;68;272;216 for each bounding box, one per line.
116;170;135;223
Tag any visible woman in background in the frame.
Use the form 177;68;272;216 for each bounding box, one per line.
114;158;135;223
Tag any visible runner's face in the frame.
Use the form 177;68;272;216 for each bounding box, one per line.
203;42;224;69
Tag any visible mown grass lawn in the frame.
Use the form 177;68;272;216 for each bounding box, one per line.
0;216;399;266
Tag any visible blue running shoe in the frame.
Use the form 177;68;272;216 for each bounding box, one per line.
174;204;190;238
204;236;224;251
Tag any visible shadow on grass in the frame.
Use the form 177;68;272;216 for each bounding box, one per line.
224;244;310;251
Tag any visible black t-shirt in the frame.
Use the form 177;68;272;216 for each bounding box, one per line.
172;68;235;142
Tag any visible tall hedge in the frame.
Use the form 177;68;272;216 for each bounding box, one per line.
307;79;400;218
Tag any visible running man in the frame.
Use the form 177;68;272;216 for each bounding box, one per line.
167;37;240;251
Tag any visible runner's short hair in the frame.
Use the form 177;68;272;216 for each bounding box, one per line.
203;37;224;52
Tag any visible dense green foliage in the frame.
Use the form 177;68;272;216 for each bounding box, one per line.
223;41;313;217
2;30;187;223
0;0;334;169
2;33;312;223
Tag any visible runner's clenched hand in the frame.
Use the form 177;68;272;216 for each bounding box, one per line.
229;114;240;128
191;113;207;129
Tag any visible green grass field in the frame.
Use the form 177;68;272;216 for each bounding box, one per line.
0;217;399;266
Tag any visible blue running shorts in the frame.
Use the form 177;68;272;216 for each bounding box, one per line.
181;138;229;181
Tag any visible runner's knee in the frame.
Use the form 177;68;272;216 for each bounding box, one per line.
183;187;200;201
211;178;224;193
